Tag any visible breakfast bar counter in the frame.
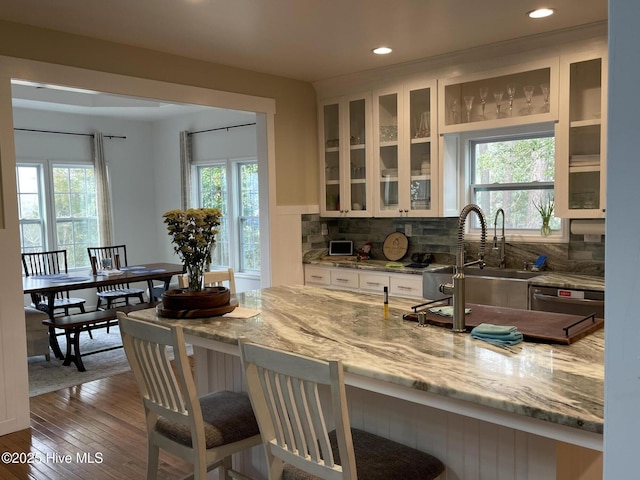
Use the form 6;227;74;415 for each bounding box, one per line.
127;284;604;479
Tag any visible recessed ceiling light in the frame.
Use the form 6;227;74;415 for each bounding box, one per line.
528;8;555;19
373;47;392;55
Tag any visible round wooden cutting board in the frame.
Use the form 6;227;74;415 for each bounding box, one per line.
382;231;409;261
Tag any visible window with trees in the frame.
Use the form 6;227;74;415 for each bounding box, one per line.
468;128;564;239
17;162;99;268
196;158;260;274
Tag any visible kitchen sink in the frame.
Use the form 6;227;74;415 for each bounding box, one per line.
423;266;542;310
430;265;541;280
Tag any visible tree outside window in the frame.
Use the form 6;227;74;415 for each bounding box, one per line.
470;134;559;234
197;159;260;274
17;162;99;269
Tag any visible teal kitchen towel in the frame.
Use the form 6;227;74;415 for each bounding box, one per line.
470;323;523;346
428;306;471;317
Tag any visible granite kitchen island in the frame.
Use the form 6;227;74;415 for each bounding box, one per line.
127;284;603;479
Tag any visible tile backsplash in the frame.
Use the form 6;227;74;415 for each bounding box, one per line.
301;214;604;276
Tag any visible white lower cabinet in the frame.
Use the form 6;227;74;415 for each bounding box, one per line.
304;265;423;299
389;275;423;298
359;272;390;294
304;266;330;285
330;269;359;290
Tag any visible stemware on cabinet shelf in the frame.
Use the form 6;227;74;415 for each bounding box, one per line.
493;90;504;117
523;85;535;114
541;83;550;112
507;84;517;115
479;88;488;118
464;95;474;123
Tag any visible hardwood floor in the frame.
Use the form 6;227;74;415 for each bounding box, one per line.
0;371;193;480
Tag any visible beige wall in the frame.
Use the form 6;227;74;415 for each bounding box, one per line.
0;19;319;207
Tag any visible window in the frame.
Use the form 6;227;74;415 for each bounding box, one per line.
17;162;99;269
466;127;565;240
196;158;260;274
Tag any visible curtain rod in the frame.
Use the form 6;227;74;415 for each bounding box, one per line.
188;122;256;136
14;127;126;139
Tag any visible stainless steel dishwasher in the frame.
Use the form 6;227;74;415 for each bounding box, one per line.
529;285;605;318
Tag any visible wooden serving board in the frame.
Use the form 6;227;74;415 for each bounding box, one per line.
404;303;604;345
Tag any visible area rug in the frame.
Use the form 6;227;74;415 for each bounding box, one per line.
28;326;191;397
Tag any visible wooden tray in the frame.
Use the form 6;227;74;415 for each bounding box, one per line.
157;299;238;319
404;303;603;345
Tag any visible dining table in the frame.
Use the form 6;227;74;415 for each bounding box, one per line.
23;262;184;359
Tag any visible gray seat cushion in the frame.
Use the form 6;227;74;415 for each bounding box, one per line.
155;390;259;449
283;428;444;480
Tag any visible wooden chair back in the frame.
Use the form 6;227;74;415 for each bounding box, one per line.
117;313;205;451
87;244;134;291
177;268;236;294
87;244;129;273
238;338;357;480
21;250;83;308
119;314;262;479
204;268;236;294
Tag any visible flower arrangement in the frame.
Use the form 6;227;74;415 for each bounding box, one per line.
163;208;222;292
533;196;554;236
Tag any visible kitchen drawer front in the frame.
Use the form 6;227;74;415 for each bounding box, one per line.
304;266;331;286
330;269;359;290
390;274;423;299
359;273;389;294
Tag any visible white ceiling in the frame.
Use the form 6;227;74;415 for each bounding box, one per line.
1;0;607;119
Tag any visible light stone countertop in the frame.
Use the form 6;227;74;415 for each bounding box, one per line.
127;284;604;435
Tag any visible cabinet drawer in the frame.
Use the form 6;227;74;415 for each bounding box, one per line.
359;273;389;294
330;270;359;289
390;275;423;299
304;266;330;286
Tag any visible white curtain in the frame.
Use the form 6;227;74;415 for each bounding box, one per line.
180;131;193;210
92;132;114;246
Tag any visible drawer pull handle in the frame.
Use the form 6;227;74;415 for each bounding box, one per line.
397;285;413;290
335;278;349;282
310;275;324;279
366;282;380;286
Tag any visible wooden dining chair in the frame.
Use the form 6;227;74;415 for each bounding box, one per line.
178;268;237;294
21;250;87;316
87;245;145;310
118;313;261;480
238;338;445;480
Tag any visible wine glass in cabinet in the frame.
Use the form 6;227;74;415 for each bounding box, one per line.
319;94;371;217
438;59;558;133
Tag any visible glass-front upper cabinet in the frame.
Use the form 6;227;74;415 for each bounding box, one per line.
555;51;607;218
438;59;558;134
374;88;401;215
319;94;371;217
374;81;437;217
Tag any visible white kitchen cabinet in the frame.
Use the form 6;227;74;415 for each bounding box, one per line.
389;274;423;299
438;58;559;135
319;94;372;217
373;81;438;218
555;50;607;218
304;265;330;285
330;268;359;290
304;265;423;299
359;272;390;294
